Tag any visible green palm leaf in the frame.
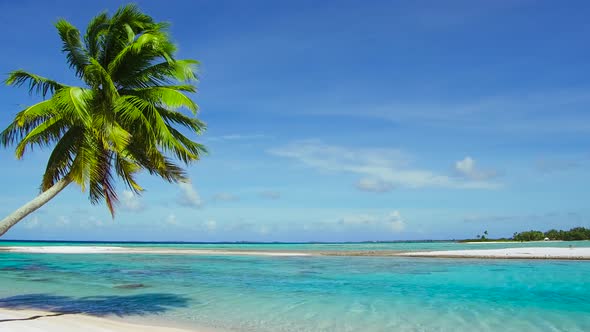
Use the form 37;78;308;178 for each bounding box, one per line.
55;19;89;78
5;70;66;98
42;126;83;190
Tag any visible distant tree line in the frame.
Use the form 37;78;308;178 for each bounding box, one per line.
512;227;590;241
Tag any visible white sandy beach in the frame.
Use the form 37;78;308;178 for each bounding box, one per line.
0;246;311;256
400;247;590;259
0;308;202;332
2;245;590;259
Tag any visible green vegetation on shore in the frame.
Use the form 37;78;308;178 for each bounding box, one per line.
460;227;590;242
512;227;590;241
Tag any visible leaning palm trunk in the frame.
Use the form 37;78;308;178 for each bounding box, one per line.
0;178;71;237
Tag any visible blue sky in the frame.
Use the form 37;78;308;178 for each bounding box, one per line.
1;0;589;241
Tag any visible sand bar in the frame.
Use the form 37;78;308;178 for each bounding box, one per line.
0;246;405;256
2;245;590;259
0;246;312;256
399;247;590;260
0;308;204;332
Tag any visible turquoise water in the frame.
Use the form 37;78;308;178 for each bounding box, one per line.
0;242;589;331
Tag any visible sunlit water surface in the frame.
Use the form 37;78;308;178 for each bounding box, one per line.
0;241;589;331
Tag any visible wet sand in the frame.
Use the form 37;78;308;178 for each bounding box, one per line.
0;308;206;332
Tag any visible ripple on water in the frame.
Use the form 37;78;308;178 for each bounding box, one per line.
113;283;149;289
0;249;589;331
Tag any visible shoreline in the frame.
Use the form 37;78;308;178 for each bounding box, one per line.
0;308;207;332
461;240;564;244
0;246;313;256
398;247;590;260
0;246;408;257
2;245;590;259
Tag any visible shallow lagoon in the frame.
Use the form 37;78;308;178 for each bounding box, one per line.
0;242;589;331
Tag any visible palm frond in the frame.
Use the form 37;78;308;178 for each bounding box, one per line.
107;25;177;83
51;87;92;125
86;146;118;217
84;11;109;58
99;4;156;67
118;59;199;88
15;116;67;158
0;100;55;147
113;96;156;138
160;157;188;182
84;58;119;99
130;86;198;113
102;122;132;152
167;125;207;160
114;154;142;193
116;95;197;162
5;70;66;98
156;106;206;133
55;19;89;78
42;126;83;190
14;100;55;126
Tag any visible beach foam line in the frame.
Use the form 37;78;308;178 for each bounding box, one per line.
0;246;312;256
398;247;590;260
0;308;208;332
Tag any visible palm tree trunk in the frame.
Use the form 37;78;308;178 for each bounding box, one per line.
0;178;72;237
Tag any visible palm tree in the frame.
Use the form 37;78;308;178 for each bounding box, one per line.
0;4;206;237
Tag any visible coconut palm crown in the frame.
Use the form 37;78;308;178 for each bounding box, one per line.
0;4;206;235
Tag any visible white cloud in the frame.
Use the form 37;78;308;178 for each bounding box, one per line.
269;141;500;189
166;214;178;226
120;190;143;212
178;182;203;208
204;219;217;232
455;156;497;181
455;157;475;175
387;211;406;232
339;210;406;233
213;192;239;202
355;177;394;193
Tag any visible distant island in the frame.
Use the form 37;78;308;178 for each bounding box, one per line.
460;227;590;242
